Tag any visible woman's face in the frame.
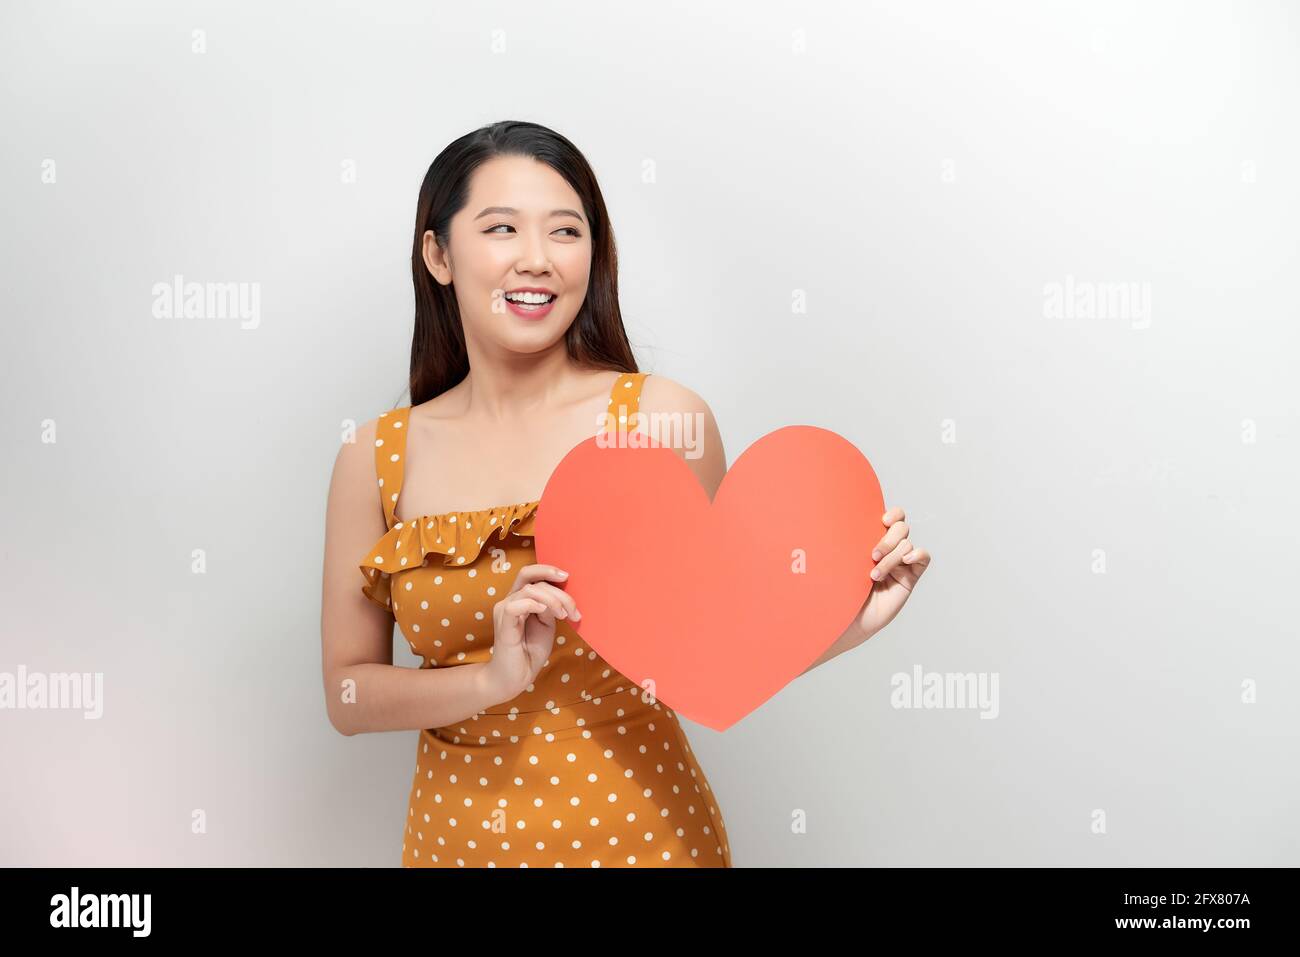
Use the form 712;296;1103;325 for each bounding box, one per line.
425;154;592;353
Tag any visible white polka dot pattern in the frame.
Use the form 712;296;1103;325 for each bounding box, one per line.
361;372;732;868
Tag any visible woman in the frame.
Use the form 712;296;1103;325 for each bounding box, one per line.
320;120;931;868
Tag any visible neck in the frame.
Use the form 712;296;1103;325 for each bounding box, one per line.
458;339;585;424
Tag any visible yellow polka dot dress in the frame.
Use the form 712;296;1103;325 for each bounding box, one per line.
359;372;733;868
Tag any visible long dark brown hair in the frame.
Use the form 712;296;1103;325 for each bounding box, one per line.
406;120;638;407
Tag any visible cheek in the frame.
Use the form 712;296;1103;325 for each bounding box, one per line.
471;242;521;283
554;245;592;286
453;248;516;313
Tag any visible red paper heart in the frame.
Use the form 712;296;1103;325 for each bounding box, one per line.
535;426;885;731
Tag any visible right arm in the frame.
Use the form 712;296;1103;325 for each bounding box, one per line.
319;416;501;736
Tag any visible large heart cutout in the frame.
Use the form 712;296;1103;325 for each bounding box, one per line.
535;426;885;731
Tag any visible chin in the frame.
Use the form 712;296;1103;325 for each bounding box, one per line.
499;328;566;353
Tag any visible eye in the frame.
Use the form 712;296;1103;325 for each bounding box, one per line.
484;224;582;238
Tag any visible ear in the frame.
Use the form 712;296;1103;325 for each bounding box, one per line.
422;230;452;285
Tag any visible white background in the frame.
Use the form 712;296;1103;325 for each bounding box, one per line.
1;0;1296;865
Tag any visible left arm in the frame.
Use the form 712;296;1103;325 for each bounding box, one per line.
799;505;932;675
800;618;871;676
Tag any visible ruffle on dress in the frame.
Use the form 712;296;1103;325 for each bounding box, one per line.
359;501;539;612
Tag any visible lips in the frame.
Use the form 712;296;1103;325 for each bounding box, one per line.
504;293;557;320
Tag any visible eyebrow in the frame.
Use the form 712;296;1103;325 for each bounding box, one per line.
473;205;586;223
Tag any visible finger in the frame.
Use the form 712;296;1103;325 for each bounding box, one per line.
871;539;913;581
881;506;906;527
500;597;550;634
509;564;570;594
501;595;548;616
902;546;930;567
524;582;580;621
518;582;579;621
504;596;549;619
871;520;909;561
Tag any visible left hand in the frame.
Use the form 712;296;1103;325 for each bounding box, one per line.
855;506;930;641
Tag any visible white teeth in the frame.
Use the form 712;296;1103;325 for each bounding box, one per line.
505;291;554;304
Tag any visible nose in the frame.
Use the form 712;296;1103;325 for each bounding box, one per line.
515;228;552;274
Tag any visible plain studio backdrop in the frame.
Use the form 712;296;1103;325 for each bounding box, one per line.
1;0;1296;867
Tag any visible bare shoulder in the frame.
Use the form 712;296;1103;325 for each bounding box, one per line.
639;372;715;418
637;373;727;497
323;412;389;580
335;414;379;470
639;371;722;429
328;414;382;509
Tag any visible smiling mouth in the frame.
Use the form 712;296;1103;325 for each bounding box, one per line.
504;293;556;312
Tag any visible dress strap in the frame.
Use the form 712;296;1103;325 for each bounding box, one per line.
374;406;411;530
605;371;649;434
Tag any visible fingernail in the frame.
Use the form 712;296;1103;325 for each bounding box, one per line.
572;609;582;620
870;569;881;581
557;569;569;578
871;550;881;561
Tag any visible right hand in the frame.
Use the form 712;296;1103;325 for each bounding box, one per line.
480;564;580;705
